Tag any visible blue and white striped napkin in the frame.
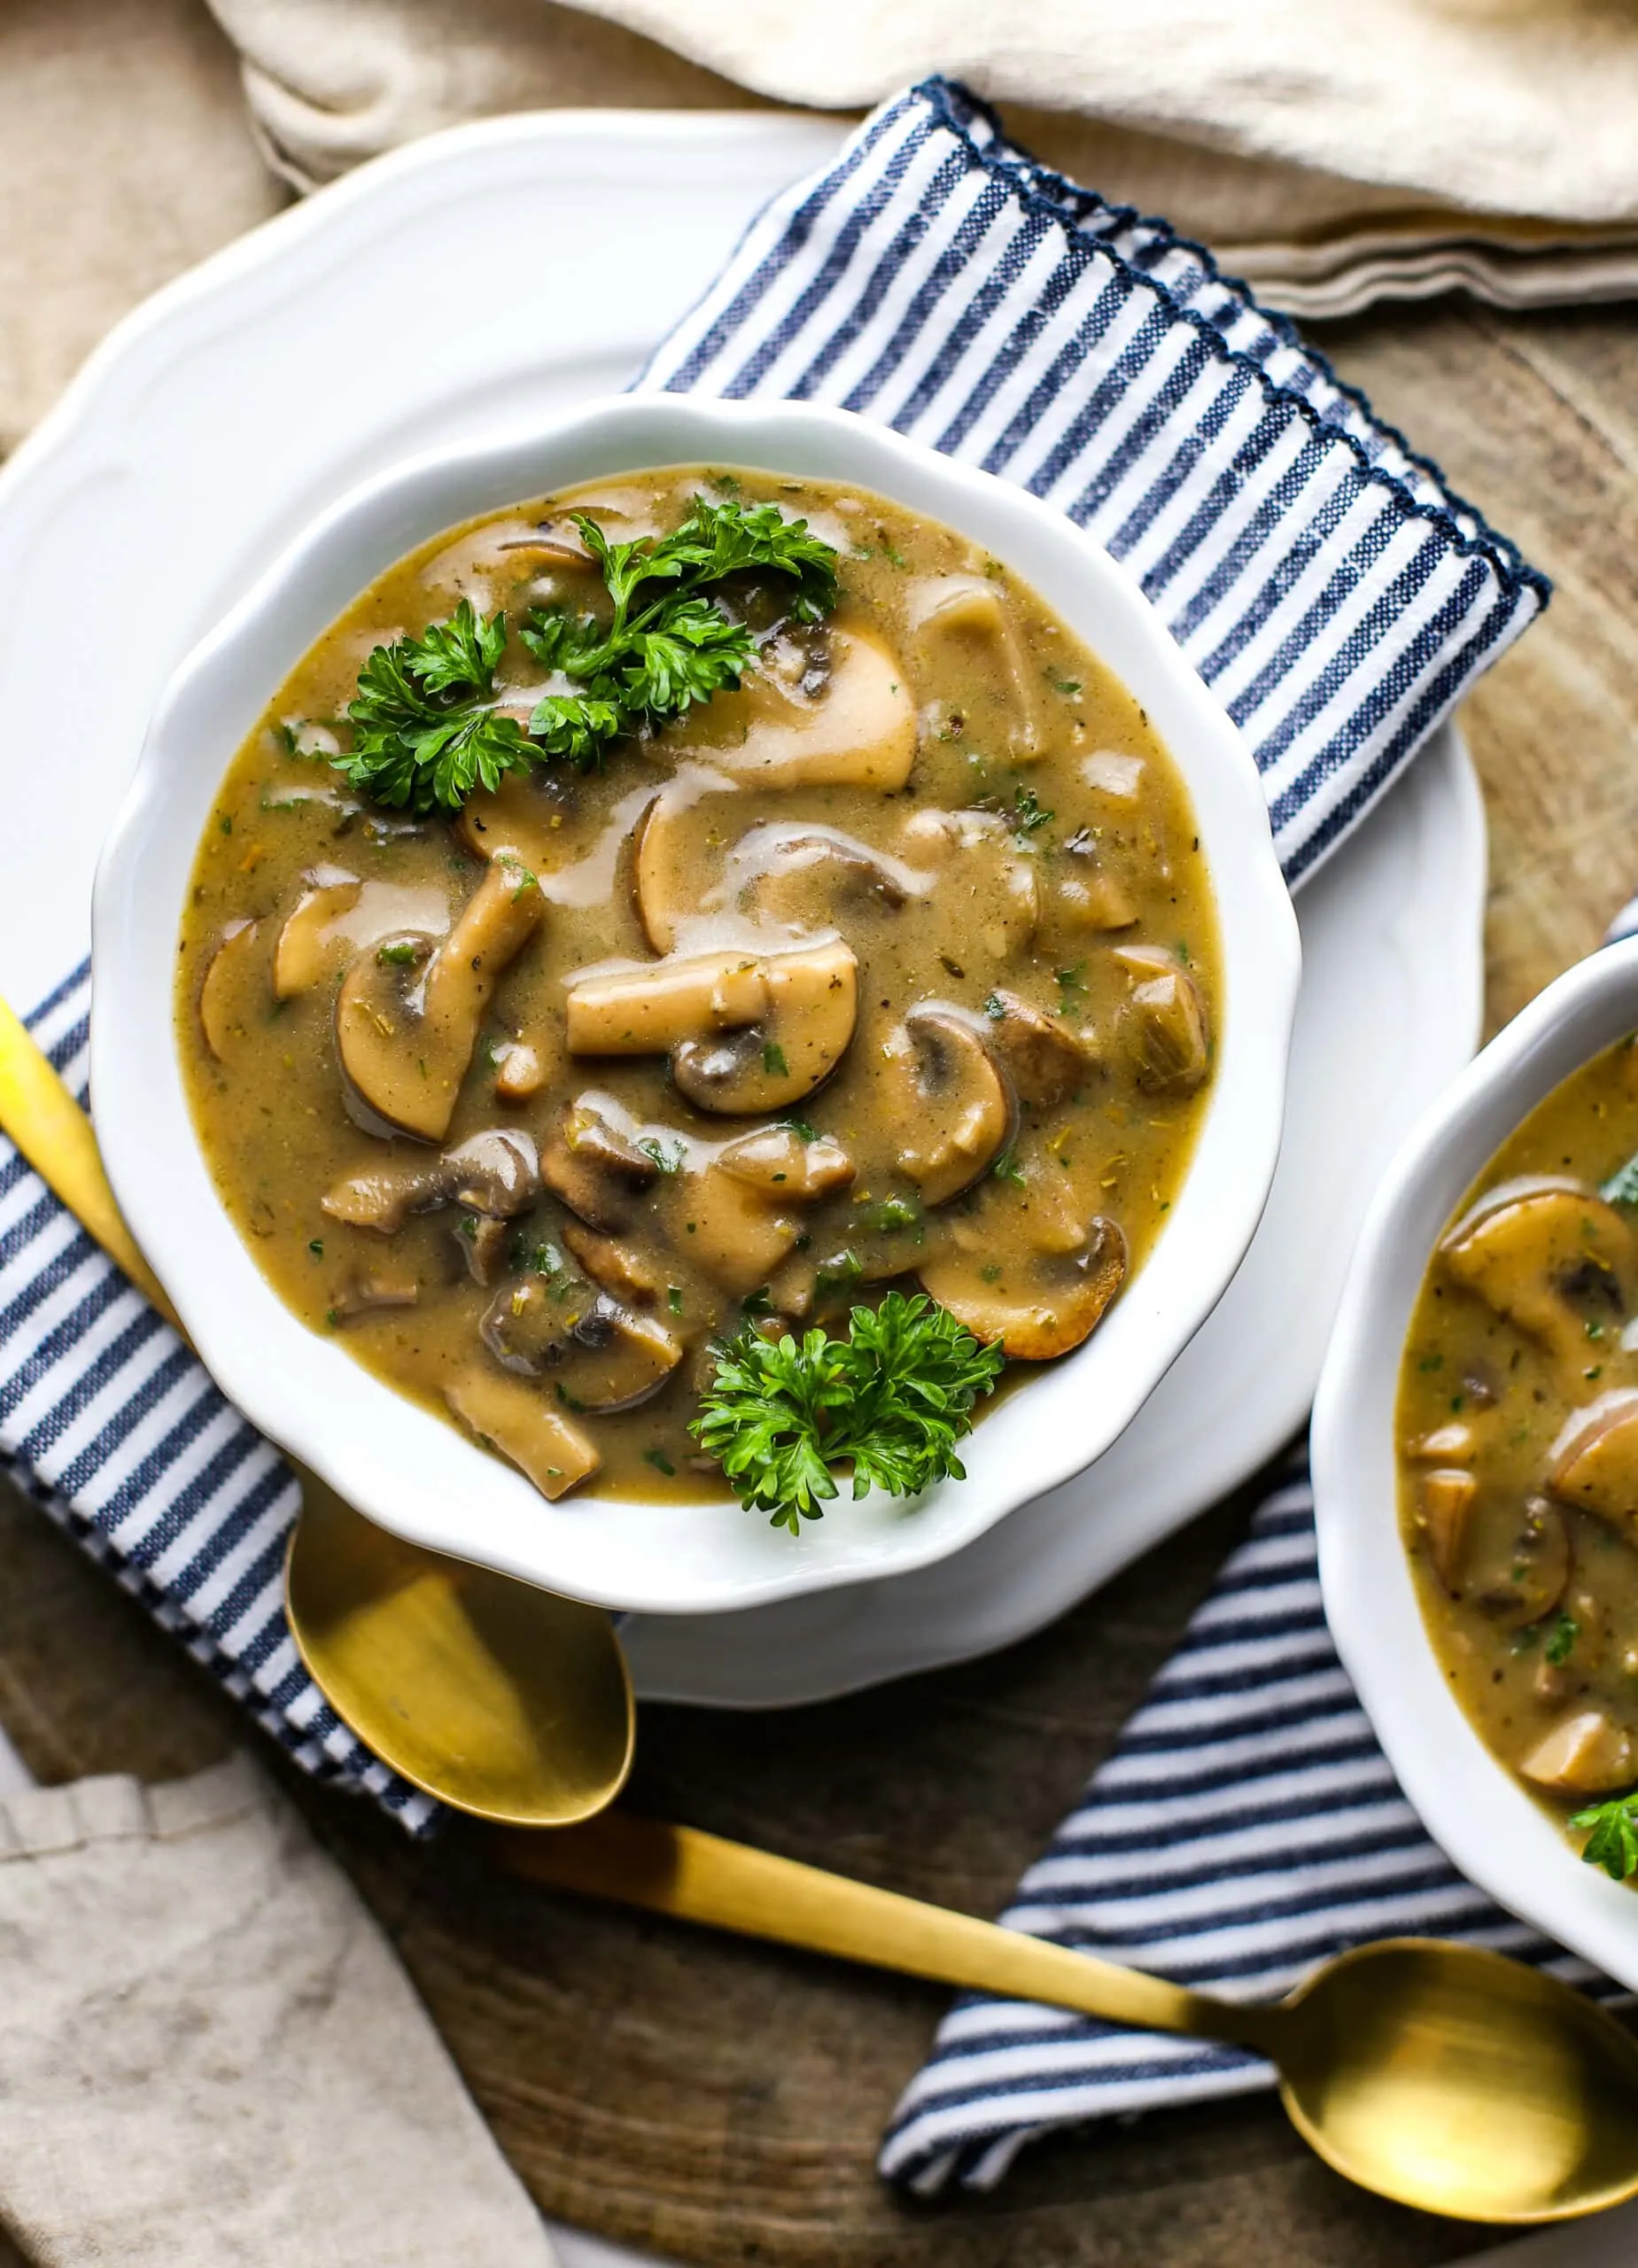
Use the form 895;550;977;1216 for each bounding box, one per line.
1;70;1542;1908
878;1464;1619;2193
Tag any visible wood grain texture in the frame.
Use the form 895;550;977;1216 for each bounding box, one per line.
2;295;1634;2267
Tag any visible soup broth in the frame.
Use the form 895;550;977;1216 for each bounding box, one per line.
1398;1034;1638;1857
178;466;1220;1507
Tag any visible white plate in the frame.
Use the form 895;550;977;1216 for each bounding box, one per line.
0;107;1484;1701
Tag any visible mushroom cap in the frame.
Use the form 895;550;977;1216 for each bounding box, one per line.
678;624;916;791
1548;1388;1638;1534
322;1126;539;1233
481;1278;682;1412
918;1211;1128;1359
880;1005;1015;1208
335;859;544;1142
679;1165;802;1298
905;573;1042;763
272;870;361;999
564;948;770;1056
1114;945;1209;1091
670;940;858;1114
198;919;263;1060
629;765;740;954
717;1125;856;1200
1520;1709;1636;1797
982;991;1098;1110
540;1098;660;1231
1468;1495;1572;1627
1440;1176;1634;1367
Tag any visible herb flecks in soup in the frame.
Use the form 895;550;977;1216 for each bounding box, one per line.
178;467;1219;1519
1397;1034;1638;1878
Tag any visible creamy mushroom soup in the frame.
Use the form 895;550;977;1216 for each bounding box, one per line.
1398;1035;1638;1874
178;466;1220;1511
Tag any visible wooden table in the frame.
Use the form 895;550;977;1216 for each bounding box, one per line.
3;293;1636;2268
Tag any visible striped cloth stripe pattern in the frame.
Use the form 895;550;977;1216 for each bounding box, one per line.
0;964;438;1832
636;77;1547;886
878;1468;1620;2194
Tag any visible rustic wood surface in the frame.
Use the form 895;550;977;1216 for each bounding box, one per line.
4;294;1637;2268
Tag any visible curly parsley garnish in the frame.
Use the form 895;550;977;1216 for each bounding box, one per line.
1572;1788;1638;1882
331;498;839;814
692;1291;1004;1534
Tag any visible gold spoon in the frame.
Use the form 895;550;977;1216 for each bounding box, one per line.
0;992;635;1828
10;998;1638;2223
510;1811;1638;2226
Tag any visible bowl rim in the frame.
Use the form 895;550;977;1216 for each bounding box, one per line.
1313;933;1638;1989
91;392;1300;1615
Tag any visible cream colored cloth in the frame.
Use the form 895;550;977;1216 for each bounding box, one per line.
204;0;1638;315
0;1754;559;2268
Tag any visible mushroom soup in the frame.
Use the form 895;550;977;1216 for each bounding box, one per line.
1398;1036;1638;1867
178;466;1220;1511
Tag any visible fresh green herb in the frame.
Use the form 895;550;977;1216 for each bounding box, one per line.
762;1042;789;1078
335;599;534;817
982;993;1006;1021
865;1196;923;1234
333;501;838;812
992;1146;1026;1189
1603;1150;1638;1208
307;1239;323;1260
1048;672;1082;697
980;1264;1003;1285
741;1288;775;1318
638;1136;686;1176
1011;786;1054;843
1546;1611;1580;1666
642;1447;677;1477
815;1249;864;1295
1417;1354;1443;1373
456;1214;478;1244
693;1291;1005;1532
1572;1789;1638;1881
667;1285;685;1316
1055;963;1088;1006
516;1236;569;1278
782;1116;819;1144
377;940;421;967
218;815;233;836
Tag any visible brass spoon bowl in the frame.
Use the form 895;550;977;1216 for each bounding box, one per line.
514;1813;1638;2225
0;991;635;1830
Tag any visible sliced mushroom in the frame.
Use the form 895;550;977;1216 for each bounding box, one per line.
562;1222;663;1305
454;1213;512;1286
1547;1390;1638;1539
481;1279;683;1411
322;1127;539;1233
712;822;928;938
272;867;361;998
1114;945;1209;1091
540;1098;659;1231
897;808;1038;962
1521;1710;1637;1798
1408;1421;1479;1464
198;920;262;1059
685;625;916;790
879;1006;1014;1207
446;1367;600;1500
906;574;1041;763
1416;1467;1477;1589
716;1125;856;1200
629;765;741;954
1055;835;1138;933
330;1270;420;1323
1440;1178;1634;1371
982;992;1098;1109
680;1167;801;1299
455;770;572;872
335;858;544;1140
566;941;859;1115
493;1039;547;1102
919;1211;1127;1358
1470;1495;1572;1628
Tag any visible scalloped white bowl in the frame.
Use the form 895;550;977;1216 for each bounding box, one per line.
92;394;1299;1616
1314;936;1638;1991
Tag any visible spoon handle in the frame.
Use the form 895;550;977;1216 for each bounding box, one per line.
0;993;179;1325
503;1813;1282;2054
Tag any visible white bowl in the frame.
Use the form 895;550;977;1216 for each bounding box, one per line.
93;395;1299;1616
1314;936;1638;1990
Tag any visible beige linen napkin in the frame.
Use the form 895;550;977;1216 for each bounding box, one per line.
204;0;1638;316
0;1754;559;2268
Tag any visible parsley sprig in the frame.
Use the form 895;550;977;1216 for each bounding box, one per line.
1572;1788;1638;1881
331;498;838;813
692;1292;1004;1534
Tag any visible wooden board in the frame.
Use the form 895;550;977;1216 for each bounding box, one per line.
4;293;1638;2268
